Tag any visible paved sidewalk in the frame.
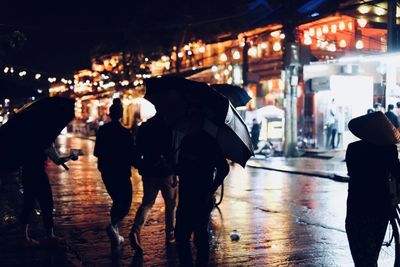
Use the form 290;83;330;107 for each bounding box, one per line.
247;149;349;182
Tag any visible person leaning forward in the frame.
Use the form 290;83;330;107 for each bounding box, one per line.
94;98;135;249
129;114;177;253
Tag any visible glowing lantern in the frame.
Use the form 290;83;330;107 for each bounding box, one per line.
331;24;337;33
357;18;368;28
339;21;345;30
358;5;370;14
339;39;347;48
322;25;329;34
304;36;312;45
248;47;257;57
348;21;353;31
273;42;281;52
270;30;280;38
355;40;364;49
232;50;241;60
220;53;228;62
309;28;315;36
316;28;323;37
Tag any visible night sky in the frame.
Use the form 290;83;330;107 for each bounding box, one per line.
0;0;341;77
0;1;137;75
0;0;254;76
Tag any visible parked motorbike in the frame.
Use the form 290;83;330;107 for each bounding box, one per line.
254;140;274;158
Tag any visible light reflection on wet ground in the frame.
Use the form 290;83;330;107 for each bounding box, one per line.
3;134;395;266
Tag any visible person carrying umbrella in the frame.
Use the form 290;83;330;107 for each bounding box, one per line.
94;98;135;249
143;77;253;266
21;144;77;245
174;107;230;267
345;111;400;266
0;97;79;246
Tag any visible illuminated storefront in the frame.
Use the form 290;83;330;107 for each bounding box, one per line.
304;52;400;149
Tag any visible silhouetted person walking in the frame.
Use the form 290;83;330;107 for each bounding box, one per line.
251;118;260;150
346;112;400;266
21;144;76;245
175;109;229;267
94;98;134;249
129;114;177;253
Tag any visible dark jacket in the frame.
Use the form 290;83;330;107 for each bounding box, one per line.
133;116;174;177
94;121;134;174
345;140;400;216
177;130;229;197
385;111;400;128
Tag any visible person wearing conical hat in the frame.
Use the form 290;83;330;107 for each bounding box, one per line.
345;111;400;266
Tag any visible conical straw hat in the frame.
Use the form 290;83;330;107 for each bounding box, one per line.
348;111;400;145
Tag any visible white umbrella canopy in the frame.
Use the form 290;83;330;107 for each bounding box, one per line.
256;105;284;119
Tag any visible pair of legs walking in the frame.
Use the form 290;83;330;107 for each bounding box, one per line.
346;213;389;266
175;185;215;267
20;170;57;244
130;175;177;250
102;171;132;247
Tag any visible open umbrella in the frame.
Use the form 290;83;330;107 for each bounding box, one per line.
211;84;252;108
0;96;75;171
145;77;253;167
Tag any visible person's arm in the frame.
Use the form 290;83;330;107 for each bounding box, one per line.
131;125;143;169
211;157;230;194
44;144;69;165
93;128;103;158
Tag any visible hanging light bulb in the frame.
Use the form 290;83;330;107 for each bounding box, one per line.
322;25;329;34
309;28;315;36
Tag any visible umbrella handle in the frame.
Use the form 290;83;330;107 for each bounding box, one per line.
61;163;69;171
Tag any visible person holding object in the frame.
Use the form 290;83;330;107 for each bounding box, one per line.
21;143;78;246
174;108;230;267
94;98;135;250
345;111;400;266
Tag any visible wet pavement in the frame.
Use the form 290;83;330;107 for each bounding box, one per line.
0;134;392;266
247;150;349;182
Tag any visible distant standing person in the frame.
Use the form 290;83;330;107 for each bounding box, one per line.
175;109;230;267
385;104;399;128
129;114;177;253
396;102;400;119
326;98;336;149
336;106;345;148
94;98;135;249
345;112;400;266
251;118;260;150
